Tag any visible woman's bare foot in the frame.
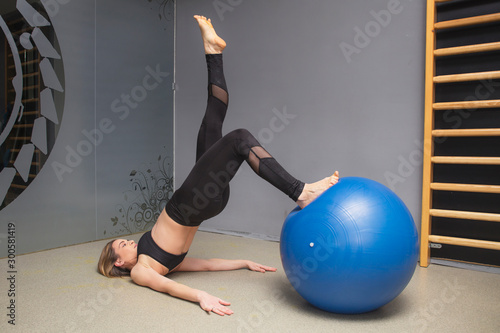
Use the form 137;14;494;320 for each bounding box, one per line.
296;171;340;209
194;15;226;54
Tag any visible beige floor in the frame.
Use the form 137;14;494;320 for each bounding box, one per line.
1;231;499;333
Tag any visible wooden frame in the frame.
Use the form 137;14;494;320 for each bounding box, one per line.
420;0;500;267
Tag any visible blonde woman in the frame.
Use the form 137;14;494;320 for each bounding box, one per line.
98;15;339;316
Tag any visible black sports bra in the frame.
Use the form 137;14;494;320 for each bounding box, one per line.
137;231;187;272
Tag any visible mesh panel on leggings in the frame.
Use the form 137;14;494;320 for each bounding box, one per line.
248;146;272;174
210;84;228;105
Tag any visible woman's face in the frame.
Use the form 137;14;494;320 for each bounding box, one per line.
112;239;137;266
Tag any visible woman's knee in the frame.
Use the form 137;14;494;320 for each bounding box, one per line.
225;128;260;154
226;128;256;142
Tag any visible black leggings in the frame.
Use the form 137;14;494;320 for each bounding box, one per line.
165;54;304;226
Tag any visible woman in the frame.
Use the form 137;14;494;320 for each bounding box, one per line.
98;15;339;316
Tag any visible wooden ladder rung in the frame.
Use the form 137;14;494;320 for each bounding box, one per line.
434;70;500;83
20;111;40;116
22;98;40;103
435;41;500;57
15;173;36;179
434;13;500;30
432;128;500;137
9;161;40;166
434;99;500;110
13;124;34;129
430;209;500;222
23;72;39;79
431;156;500;165
9;148;40;154
429;235;500;251
10;184;27;190
431;182;500;194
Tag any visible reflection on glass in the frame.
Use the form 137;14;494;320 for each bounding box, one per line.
0;1;63;209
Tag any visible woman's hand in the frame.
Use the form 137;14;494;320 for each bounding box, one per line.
246;261;277;273
198;291;233;316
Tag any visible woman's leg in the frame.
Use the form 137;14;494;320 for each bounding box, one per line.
196;54;228;161
167;129;305;226
167;128;340;226
194;15;228;161
164;16;339;226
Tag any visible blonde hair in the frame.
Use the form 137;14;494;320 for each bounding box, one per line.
97;240;130;278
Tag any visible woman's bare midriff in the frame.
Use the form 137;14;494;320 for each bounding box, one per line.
136;209;198;275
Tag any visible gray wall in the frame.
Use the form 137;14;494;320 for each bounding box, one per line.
0;0;174;256
0;0;426;256
175;0;425;240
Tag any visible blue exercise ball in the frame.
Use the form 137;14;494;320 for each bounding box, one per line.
280;177;418;314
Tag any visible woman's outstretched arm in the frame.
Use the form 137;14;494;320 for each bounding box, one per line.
175;257;277;273
130;262;233;316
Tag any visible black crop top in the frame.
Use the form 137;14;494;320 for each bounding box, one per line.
137;231;187;272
